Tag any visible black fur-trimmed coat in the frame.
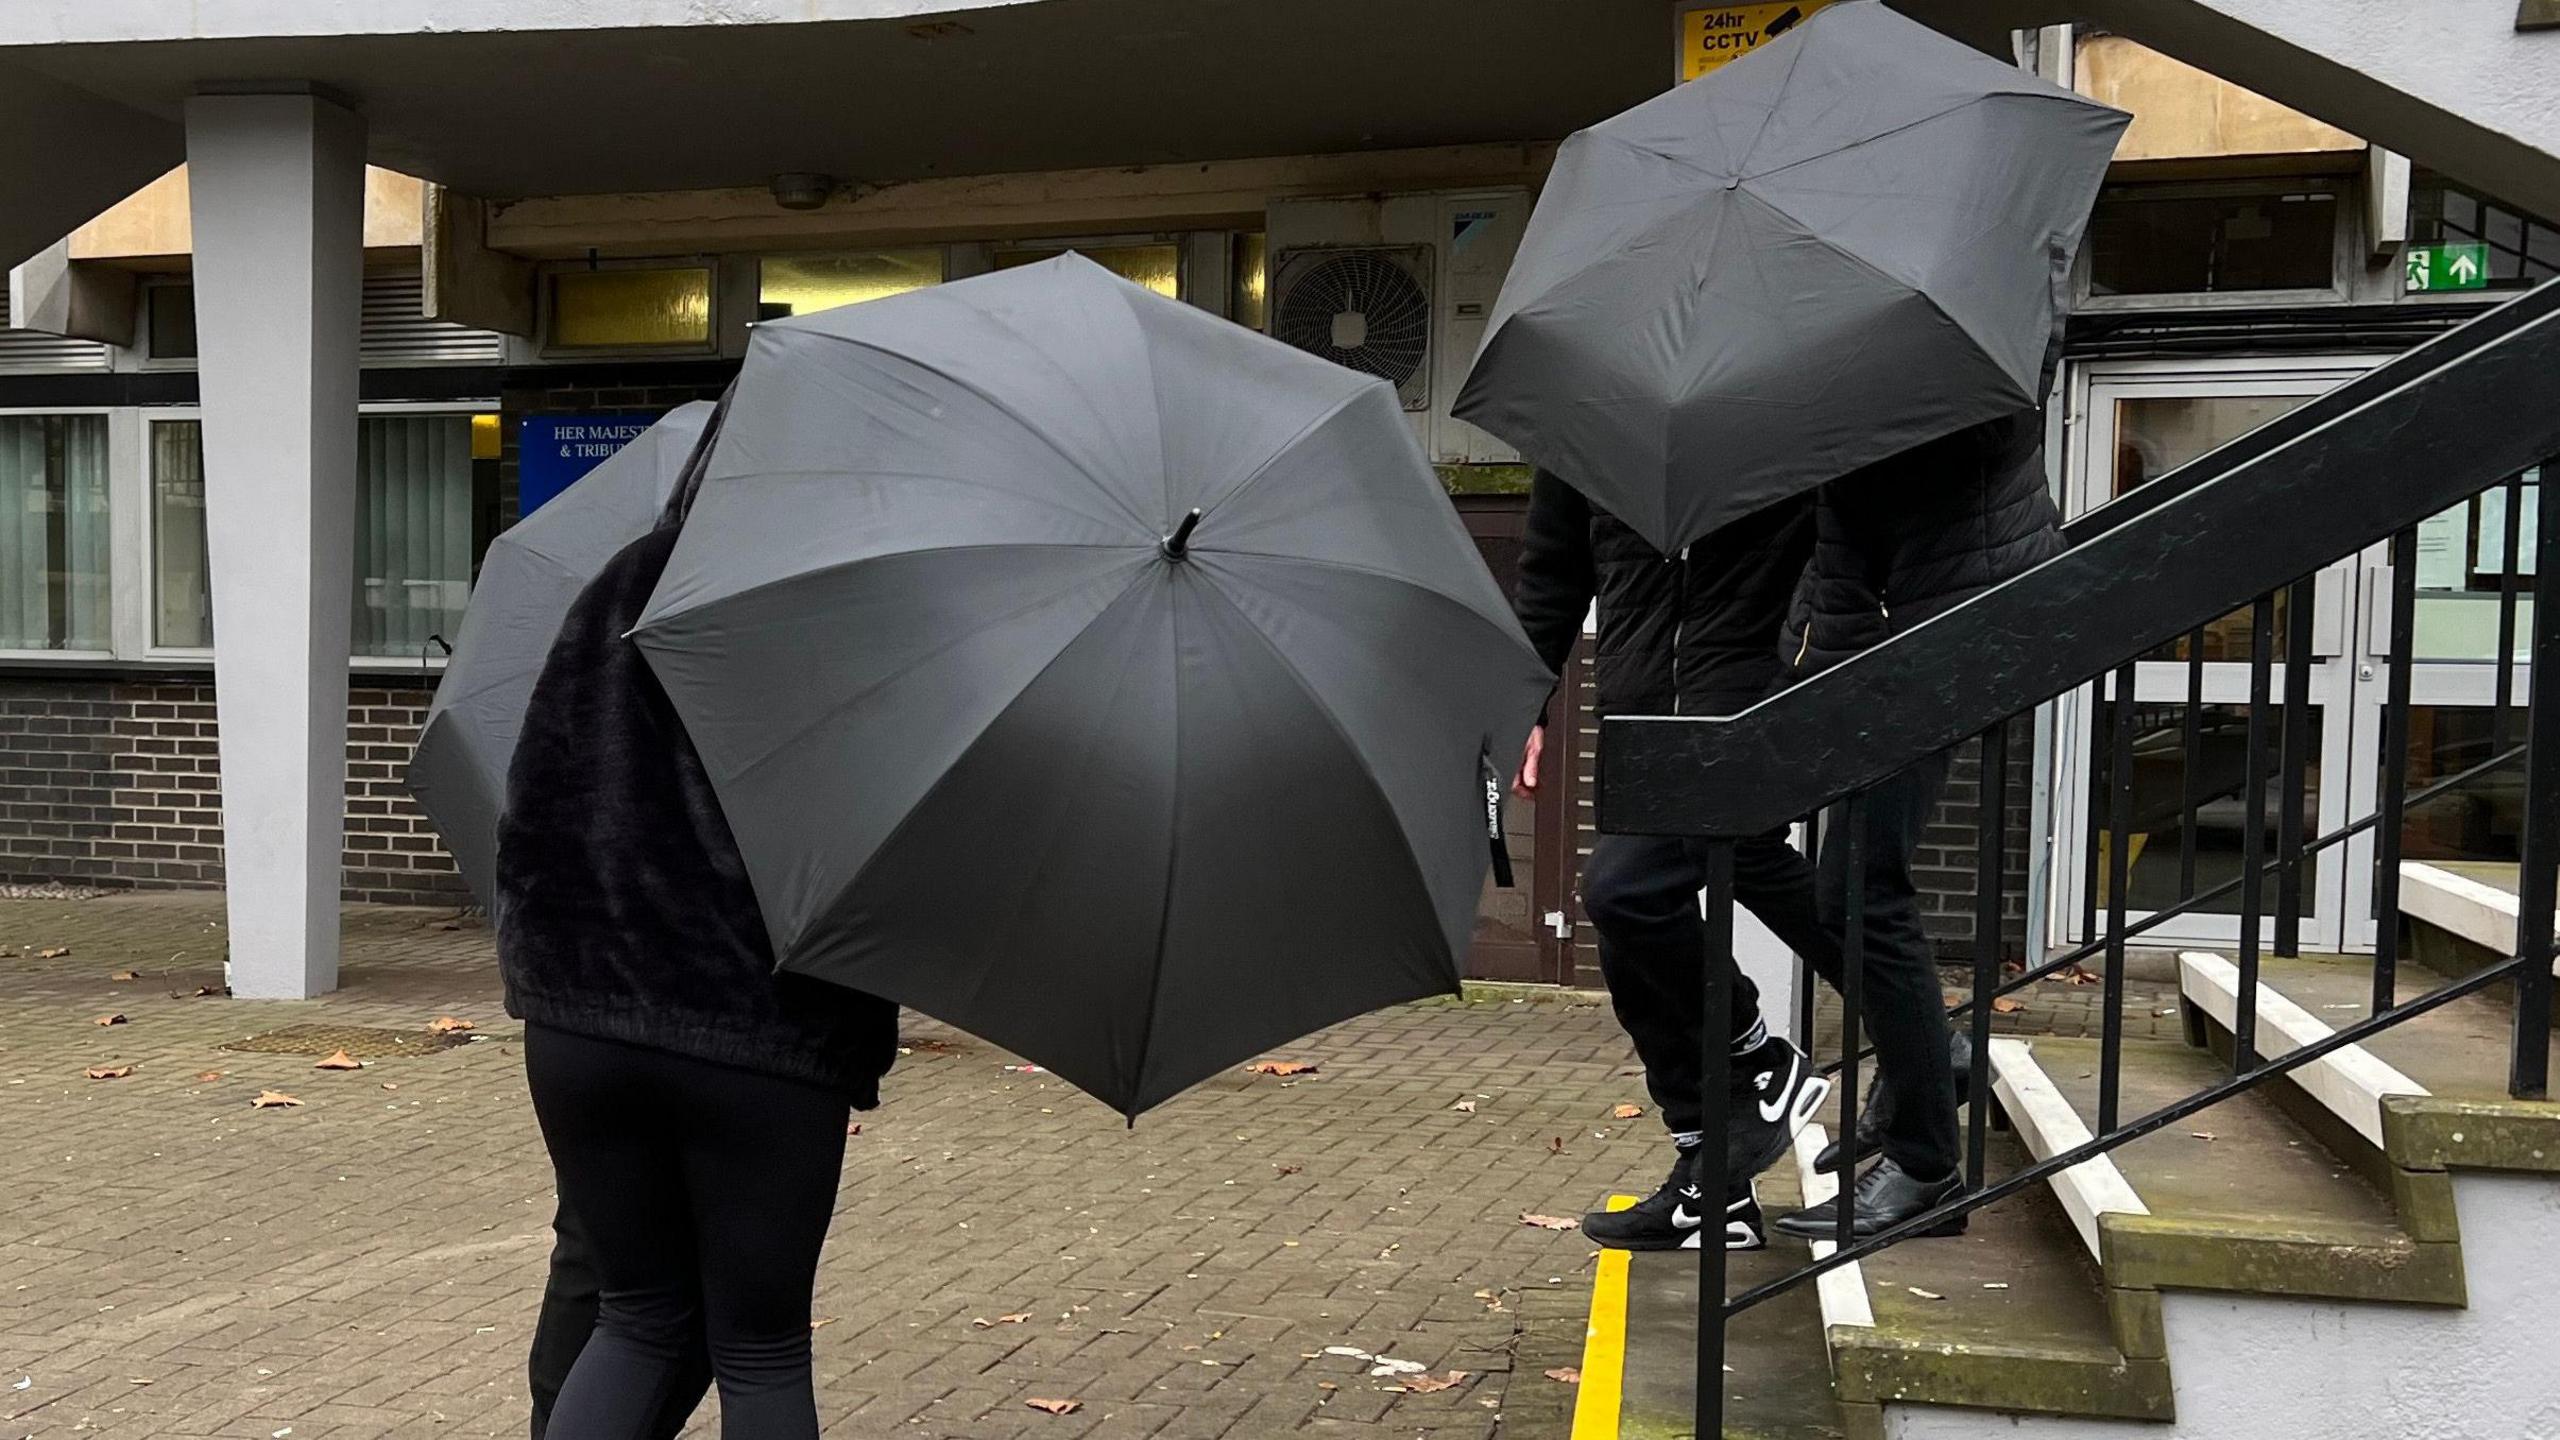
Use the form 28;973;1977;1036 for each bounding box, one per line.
495;524;897;1102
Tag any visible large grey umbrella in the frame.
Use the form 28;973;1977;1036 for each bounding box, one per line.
1453;0;2127;551
406;402;717;907
632;255;1553;1117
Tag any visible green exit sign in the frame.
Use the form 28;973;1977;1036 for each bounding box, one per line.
2406;243;2490;292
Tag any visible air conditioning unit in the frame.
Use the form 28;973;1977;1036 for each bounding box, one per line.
1265;189;1529;466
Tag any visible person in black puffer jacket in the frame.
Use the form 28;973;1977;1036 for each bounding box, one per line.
497;490;897;1439
1771;407;2065;1246
1510;472;1834;1255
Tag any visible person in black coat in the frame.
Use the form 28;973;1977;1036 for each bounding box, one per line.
1771;408;2065;1242
497;473;898;1437
1510;472;1834;1253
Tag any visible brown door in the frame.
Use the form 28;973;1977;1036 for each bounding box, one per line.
1453;495;1580;985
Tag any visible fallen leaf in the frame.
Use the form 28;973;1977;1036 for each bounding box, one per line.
1401;1371;1469;1394
846;1121;862;1136
810;1317;839;1330
428;1016;475;1034
1547;1136;1565;1156
85;1065;134;1080
1273;1163;1302;1177
37;946;70;959
1003;1063;1046;1074
1024;1398;1082;1416
196;1071;225;1083
1451;1099;1477;1114
181;985;226;998
1908;1287;1944;1301
2190;1131;2217;1142
1317;1381;1339;1392
251;1090;303;1109
109;970;139;982
1545;1367;1581;1385
1990;996;2027;1015
93;1013;126;1027
1473;1289;1508;1313
1520;1213;1578;1231
1609;1103;1645;1120
1246;1060;1318;1077
379;1082;399;1091
996;1313;1033;1326
312;1049;364;1071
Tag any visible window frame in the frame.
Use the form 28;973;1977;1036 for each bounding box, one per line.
537;256;722;359
0;404;130;663
2073;175;2355;313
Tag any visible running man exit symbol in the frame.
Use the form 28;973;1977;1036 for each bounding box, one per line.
2406;243;2490;292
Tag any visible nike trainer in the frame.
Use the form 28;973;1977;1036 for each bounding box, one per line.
1724;1033;1832;1188
1581;1147;1770;1252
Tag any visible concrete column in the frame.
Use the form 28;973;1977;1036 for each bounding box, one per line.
185;92;366;999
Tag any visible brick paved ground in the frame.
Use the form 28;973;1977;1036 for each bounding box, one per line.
0;894;2180;1440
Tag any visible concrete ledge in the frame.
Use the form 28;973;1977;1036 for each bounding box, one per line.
1986;1036;2148;1264
2177;950;2426;1150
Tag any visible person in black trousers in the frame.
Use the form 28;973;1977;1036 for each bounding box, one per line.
1771;408;2065;1240
497;473;897;1437
528;1206;706;1440
1510;472;1834;1252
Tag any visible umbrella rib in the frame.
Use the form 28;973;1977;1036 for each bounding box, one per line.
1202;548;1547;668
698;465;1147;537
770;326;1157;536
1125;582;1188;1122
699;548;1154;786
1738;91;2100;190
1185;379;1379;522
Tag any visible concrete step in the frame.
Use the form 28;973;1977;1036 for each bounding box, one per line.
2400;859;2560;984
2180;948;2560;1178
1991;1034;2464;1306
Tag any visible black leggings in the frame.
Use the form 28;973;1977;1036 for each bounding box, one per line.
525;1025;851;1440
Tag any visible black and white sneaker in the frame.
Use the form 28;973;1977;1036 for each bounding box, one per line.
1725;1035;1832;1186
1582;1149;1770;1252
1681;1188;1768;1252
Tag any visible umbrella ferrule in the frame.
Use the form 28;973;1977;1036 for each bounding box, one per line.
1160;508;1204;561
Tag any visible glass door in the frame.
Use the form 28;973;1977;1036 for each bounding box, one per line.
2339;467;2543;950
2054;360;2375;952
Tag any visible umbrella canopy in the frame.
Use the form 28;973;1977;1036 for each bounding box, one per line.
406;402;717;907
632;254;1553;1117
1453;0;2127;552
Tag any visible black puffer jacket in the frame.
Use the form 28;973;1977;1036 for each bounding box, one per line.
1781;411;2064;679
1514;469;1813;718
495;524;899;1102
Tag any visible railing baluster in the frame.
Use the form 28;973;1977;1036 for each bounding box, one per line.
2236;595;2277;1073
2101;662;2137;1133
1836;794;1867;1252
1968;720;2008;1190
2082;681;2106;944
2495;470;2527;753
2276;578;2317;956
1696;840;1736;1436
2374;529;2420;1015
2180;627;2206;900
2513;467;2559;1101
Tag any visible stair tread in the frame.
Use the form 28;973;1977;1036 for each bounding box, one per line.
2253;952;2555;1111
1618;1243;1852;1440
2020;1034;2407;1245
2427;859;2521;898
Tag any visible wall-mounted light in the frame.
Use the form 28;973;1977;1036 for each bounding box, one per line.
770;173;837;211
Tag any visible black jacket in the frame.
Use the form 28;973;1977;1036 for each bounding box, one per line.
1782;411;2064;678
1513;469;1813;718
495;525;898;1102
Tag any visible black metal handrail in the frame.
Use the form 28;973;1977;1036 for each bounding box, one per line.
1603;279;2560;1437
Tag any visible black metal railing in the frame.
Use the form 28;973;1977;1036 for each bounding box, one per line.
1592;278;2560;1435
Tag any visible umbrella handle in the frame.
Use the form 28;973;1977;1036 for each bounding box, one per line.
1481;744;1516;888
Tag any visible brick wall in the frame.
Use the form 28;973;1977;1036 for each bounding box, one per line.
0;676;467;908
1912;720;2038;962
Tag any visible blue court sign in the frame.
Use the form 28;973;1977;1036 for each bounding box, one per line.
518;413;661;517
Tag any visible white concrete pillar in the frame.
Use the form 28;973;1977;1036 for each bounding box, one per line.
185;91;365;999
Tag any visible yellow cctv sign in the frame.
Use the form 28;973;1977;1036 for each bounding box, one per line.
1677;2;1831;81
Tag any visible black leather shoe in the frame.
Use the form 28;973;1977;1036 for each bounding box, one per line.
1772;1157;1968;1241
1815;1029;1975;1173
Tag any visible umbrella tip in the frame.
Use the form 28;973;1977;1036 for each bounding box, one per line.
1159;508;1204;561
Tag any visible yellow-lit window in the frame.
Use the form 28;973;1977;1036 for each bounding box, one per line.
1232;232;1267;331
993;243;1181;300
548;265;714;349
759;249;946;320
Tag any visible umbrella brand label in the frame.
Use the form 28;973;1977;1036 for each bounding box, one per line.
1677;2;1831;81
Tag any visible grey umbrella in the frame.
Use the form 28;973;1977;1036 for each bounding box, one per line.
1453;0;2127;551
405;402;717;907
631;254;1553;1117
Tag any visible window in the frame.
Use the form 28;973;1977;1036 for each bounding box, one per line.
0;414;111;651
991;243;1182;299
147;284;198;361
150;410;499;658
2086;183;2339;296
1232;232;1268;331
546;265;714;349
758;250;945;320
2409;169;2559;292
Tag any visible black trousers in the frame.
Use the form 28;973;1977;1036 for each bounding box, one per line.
529;1197;710;1440
1814;751;1961;1180
1581;829;1833;1135
525;1025;851;1440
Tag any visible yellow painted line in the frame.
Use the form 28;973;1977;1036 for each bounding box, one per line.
1569;1195;1637;1440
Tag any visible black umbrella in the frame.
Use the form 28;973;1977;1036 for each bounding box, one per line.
631;255;1553;1117
406;402;717;907
1454;0;2127;551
